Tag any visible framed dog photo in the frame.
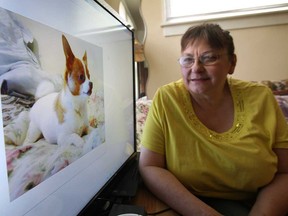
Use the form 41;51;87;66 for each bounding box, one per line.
0;0;135;215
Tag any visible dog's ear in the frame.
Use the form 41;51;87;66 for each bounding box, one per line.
62;35;75;70
82;51;87;66
82;51;90;79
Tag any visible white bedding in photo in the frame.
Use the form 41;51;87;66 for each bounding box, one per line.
3;94;105;201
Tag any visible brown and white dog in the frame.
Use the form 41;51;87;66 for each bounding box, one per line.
24;35;93;147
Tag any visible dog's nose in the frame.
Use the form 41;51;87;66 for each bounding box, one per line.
87;82;93;95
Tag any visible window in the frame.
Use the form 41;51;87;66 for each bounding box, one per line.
163;0;288;36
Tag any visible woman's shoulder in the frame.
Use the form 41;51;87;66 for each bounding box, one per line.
230;78;272;95
157;79;185;95
153;79;187;104
230;78;276;107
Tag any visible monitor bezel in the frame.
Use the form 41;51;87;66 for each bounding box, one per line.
0;0;137;215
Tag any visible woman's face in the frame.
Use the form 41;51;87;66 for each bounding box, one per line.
180;39;236;96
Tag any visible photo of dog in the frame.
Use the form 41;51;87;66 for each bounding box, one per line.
1;9;105;201
25;35;94;147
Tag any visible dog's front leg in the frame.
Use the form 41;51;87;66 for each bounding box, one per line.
24;122;43;145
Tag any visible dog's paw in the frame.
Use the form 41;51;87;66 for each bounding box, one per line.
4;111;30;146
58;133;84;147
82;126;105;154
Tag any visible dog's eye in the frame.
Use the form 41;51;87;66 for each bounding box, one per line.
79;74;85;82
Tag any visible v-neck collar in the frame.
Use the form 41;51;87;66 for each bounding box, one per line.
179;77;245;141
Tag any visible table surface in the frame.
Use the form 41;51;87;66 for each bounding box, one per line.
132;183;180;216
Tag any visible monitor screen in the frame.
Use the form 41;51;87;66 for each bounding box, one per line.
0;0;135;215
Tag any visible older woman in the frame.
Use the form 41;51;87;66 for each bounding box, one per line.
139;23;288;216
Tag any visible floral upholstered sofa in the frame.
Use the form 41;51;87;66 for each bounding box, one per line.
260;79;288;123
135;79;288;151
136;96;152;151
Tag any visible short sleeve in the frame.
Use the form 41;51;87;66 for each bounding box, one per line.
141;89;166;154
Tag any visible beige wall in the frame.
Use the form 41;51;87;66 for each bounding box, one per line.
106;0;288;99
104;0;120;11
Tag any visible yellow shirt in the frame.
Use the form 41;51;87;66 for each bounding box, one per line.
142;78;288;200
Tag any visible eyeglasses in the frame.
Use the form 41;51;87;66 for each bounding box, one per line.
178;52;227;68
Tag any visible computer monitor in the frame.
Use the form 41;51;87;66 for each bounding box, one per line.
0;0;136;215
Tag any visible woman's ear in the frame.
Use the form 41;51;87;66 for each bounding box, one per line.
228;54;237;75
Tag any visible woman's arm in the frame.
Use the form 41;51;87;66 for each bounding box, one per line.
139;147;223;216
249;148;288;216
